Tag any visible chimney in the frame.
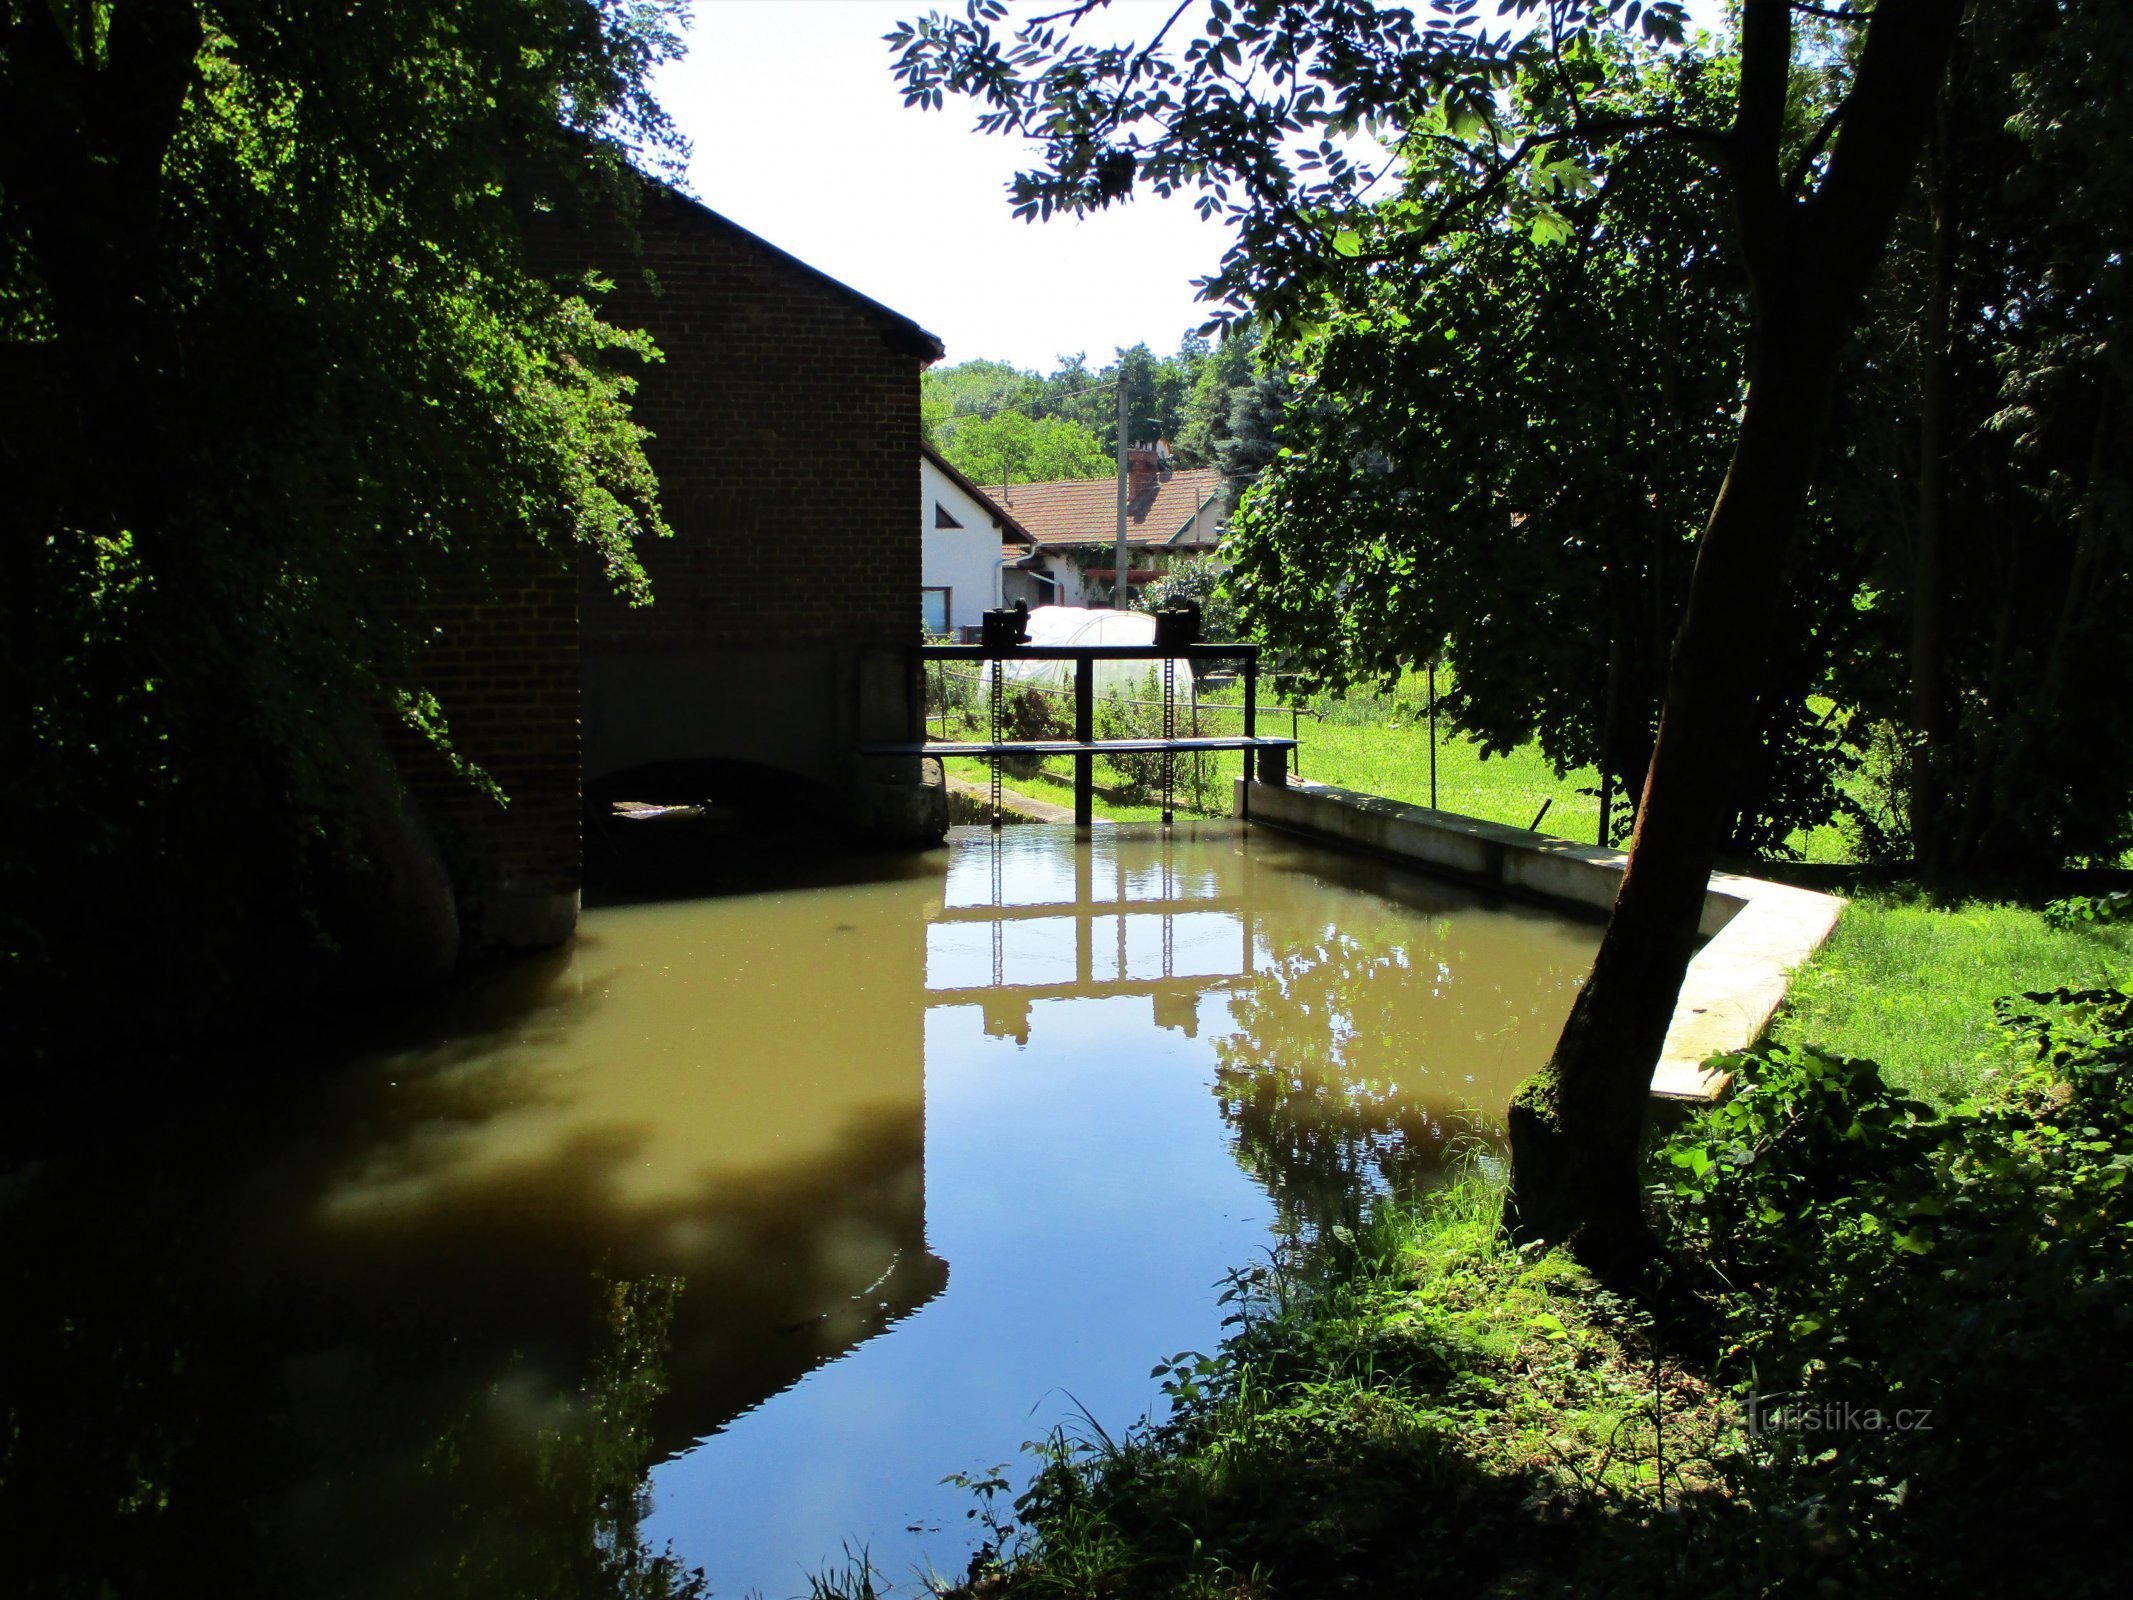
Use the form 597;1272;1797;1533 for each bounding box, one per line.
1127;444;1162;505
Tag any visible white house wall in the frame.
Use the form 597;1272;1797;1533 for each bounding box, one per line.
920;455;1009;635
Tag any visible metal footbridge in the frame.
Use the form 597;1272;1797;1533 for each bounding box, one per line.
861;603;1295;827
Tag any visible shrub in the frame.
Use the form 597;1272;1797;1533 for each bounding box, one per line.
1094;674;1222;812
1657;989;2133;1594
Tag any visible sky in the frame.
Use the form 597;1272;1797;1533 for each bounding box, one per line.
652;0;1732;374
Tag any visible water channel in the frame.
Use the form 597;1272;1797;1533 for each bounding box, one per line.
2;823;1600;1599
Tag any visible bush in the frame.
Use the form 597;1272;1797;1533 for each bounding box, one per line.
1094;674;1223;812
1133;554;1240;642
996;683;1070;778
1657;989;2133;1595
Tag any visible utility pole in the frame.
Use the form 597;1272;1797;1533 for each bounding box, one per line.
1113;362;1129;610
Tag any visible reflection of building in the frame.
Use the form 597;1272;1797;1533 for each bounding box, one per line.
282;854;950;1523
924;830;1259;1044
919;828;1603;1240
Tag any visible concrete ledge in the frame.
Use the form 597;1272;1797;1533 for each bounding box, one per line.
1236;777;1844;1102
943;773;1077;826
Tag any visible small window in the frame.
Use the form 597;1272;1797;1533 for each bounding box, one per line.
921;587;952;637
933;502;963;529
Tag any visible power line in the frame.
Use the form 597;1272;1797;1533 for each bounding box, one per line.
927;373;1117;424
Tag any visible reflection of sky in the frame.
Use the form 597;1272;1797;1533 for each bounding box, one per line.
647;828;1597;1599
926;911;1247;991
649;991;1261;1599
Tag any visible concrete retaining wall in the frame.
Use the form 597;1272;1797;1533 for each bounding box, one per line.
1237;777;1845;1101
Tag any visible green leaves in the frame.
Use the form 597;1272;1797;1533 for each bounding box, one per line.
889;0;1719;329
1655;981;2133;1571
937;408;1112;486
0;1;690;1045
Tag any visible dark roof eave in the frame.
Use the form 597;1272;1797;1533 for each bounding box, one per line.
643;178;946;362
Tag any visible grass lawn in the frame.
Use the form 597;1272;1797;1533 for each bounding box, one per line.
939;753;1234;824
1194;673;1612;843
934;667;1880;859
1285;714;1605;841
907;675;2133;1600
1767;889;2133;1106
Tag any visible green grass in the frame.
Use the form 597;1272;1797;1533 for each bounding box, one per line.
1199;673;1609;843
1283;716;1605;842
1768;890;2133;1106
932;1173;1730;1600
939;754;1230;824
929;982;2133;1599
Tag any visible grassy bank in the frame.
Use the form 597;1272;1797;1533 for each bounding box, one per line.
912;977;2133;1598
1769;889;2133;1105
863;894;2133;1600
939;754;1217;824
932;669;1605;836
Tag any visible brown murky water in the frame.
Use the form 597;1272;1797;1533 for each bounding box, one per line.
0;824;1598;1600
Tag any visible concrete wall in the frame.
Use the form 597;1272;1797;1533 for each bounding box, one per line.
1238;776;1845;1101
1001;565;1056;609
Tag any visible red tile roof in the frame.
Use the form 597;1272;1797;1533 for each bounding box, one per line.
998;467;1226;551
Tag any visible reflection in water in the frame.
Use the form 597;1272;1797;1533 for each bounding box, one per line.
0;824;1597;1600
1212;856;1600;1238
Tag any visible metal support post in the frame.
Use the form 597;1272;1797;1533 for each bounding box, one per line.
1160;655;1176;825
1074;655;1094;828
989;658;1004;829
1114;367;1130;610
1428;657;1439;811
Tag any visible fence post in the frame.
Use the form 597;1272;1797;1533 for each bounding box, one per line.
1427;658;1439;812
1241;650;1258;822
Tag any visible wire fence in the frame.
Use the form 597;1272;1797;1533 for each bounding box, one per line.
926;660;1613;840
1256;668;1613;845
925;663;1258;815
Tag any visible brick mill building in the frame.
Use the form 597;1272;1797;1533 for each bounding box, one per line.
405;180;948;951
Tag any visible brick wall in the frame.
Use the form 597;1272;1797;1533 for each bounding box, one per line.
579;185;933;655
398;543;582;949
405;181;944;948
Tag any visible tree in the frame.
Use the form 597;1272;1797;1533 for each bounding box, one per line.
1174;317;1261;467
1223;39;1865;856
1818;0;2133;873
1134;553;1241;640
894;0;1965;1268
0;1;684;1061
922;356;1046;448
940;406;1113;483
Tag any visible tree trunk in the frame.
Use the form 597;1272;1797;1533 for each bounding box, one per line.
1505;0;1966;1273
1507;297;1845;1269
1909;95;1957;872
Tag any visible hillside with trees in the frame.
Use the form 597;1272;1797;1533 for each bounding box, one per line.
923;324;1280;487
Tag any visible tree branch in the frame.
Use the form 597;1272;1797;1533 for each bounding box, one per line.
1731;0;1794;242
1784;91;1851;198
1805;0;1964;277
